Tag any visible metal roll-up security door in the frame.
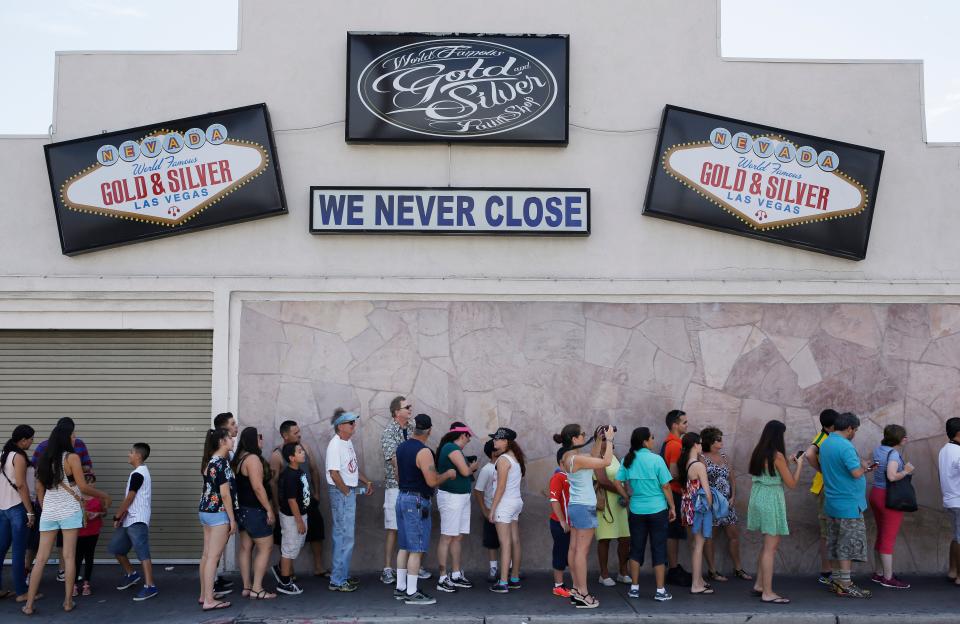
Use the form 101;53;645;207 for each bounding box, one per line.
0;330;212;562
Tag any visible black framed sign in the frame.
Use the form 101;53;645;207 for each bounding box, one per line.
643;105;884;260
44;103;286;255
346;33;569;144
310;187;589;235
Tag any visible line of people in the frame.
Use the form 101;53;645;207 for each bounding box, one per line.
3;404;960;614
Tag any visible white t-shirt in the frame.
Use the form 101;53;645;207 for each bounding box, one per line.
474;462;497;508
326;435;359;487
939;442;960;508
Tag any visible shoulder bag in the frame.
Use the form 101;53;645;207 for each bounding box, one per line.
884;448;918;512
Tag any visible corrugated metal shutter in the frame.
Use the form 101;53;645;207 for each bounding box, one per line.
0;330;212;561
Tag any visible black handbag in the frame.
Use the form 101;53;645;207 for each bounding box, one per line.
884;448;918;512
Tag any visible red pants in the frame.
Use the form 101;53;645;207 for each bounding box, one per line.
868;486;903;555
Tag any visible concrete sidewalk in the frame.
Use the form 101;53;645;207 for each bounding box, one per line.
2;568;958;623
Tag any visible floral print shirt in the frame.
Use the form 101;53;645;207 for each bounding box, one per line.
381;420;413;489
199;455;237;513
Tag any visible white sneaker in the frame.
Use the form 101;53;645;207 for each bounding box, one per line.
418;568;432;580
616;574;633;584
598;576;616;587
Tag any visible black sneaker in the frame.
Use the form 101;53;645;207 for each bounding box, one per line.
213;578;233;595
404;590;437;605
508;578;522;590
270;564;282;584
328;582;358;592
276;580;303;595
436;578;458;593
215;576;234;589
490;581;509;593
666;566;692;587
450;574;473;589
393;588;407;600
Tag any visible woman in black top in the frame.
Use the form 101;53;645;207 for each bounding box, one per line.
232;427;276;600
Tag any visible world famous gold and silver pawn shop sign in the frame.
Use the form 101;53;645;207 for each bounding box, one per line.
44;104;286;255
643;106;884;260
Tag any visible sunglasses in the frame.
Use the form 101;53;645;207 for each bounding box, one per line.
403;405;413;410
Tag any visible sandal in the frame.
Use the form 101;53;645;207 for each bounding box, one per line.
20;605;35;616
734;568;754;581
249;589;277;600
0;590;14;599
63;601;76;612
690;587;715;595
707;570;728;582
241;587;252;598
761;596;791;604
750;589;763;597
201;601;232;611
575;593;600;609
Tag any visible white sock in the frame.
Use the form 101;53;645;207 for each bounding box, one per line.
489;561;498;572
406;575;418;596
439;573;448;583
555;582;563;588
384;566;393;573
631;584;640;591
656;586;666;593
396;569;407;592
451;570;462;580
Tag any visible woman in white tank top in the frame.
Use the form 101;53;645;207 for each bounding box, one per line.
487;427;526;593
22;423;111;616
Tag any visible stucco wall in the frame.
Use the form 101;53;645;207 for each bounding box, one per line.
239;300;957;573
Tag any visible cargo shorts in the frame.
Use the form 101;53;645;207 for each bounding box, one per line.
826;515;867;562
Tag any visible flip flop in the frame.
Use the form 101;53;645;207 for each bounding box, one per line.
0;590;14;599
690;587;715;595
750;589;763;597
20;605;35;616
734;569;754;581
241;587;252;598
249;589;277;600
201;601;232;611
16;593;40;603
63;601;76;612
761;597;791;604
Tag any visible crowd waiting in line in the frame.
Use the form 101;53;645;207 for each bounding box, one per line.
1;402;960;614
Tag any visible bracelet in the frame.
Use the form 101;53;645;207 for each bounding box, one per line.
26;512;35;516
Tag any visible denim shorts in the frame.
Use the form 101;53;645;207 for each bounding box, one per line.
691;508;713;539
198;511;230;527
567;503;599;530
238;506;272;539
108;522;151;561
396;491;431;553
39;509;83;532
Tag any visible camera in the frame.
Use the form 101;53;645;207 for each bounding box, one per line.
597;425;618;440
466;455;478;464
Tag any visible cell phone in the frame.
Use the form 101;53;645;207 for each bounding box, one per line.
795;450;804;460
466;455;478;464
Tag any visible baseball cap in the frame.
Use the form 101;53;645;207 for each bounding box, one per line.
414;413;433;431
489;427;517;441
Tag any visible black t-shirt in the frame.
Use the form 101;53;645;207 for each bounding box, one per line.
278;467;309;516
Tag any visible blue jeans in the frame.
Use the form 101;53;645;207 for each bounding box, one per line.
328;485;356;586
0;503;29;596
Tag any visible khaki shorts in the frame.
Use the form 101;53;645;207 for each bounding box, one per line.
826;516;867;563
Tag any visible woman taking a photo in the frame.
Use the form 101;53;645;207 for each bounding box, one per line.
616;426;675;602
700;427;751;582
0;425;35;603
746;419;803;604
554;423;615;609
868;424;914;589
232;427;276;600
198;428;238;612
487;427;525;595
678;432;713;595
22;422;111;615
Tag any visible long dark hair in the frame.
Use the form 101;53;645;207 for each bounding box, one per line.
201;428;231;475
505;440;527;476
233;426;270;480
677;432;701;484
37;423;76;490
436;421;469;458
622;427;652;469
1;425;35;475
748;420;787;477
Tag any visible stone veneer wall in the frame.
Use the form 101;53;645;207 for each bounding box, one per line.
238;301;960;574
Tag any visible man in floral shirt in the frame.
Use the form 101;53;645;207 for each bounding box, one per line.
380;396;426;584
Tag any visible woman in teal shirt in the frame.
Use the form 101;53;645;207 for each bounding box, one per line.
616;427;676;602
435;422;479;593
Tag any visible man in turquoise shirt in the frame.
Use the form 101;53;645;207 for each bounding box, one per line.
819;412;877;599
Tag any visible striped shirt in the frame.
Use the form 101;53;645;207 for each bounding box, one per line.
123;465;152;527
40;453;83;522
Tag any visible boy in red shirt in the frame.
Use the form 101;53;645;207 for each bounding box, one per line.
74;477;106;596
548;452;572;598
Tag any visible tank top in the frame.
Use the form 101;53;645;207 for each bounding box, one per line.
438;442;472;494
236;454;269;509
40;453;83;522
0;452;24;510
397;438;433;499
498;453;523;500
567;454;597;506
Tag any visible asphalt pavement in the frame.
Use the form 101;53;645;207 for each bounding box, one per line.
2;567;959;623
